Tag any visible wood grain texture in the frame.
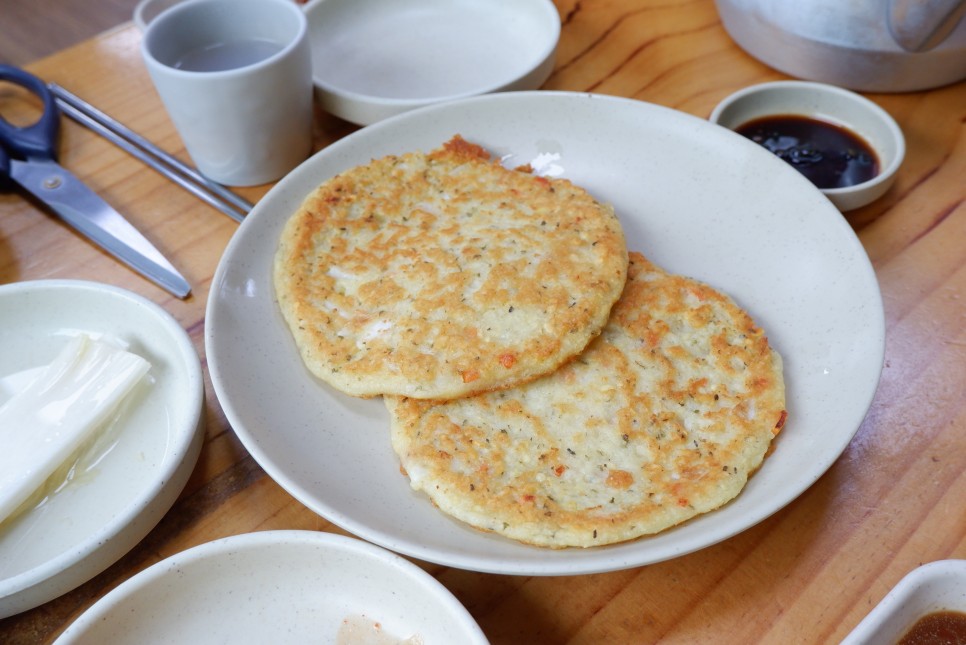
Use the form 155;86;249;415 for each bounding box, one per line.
0;1;963;643
0;0;137;66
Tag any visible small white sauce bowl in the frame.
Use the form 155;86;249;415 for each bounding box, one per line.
709;81;905;212
841;560;966;644
134;0;300;31
303;0;560;125
133;0;181;31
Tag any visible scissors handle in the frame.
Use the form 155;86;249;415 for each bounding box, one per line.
0;64;60;162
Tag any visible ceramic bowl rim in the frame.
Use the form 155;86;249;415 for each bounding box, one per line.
709;80;905;206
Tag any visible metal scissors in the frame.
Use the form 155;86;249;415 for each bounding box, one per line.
0;65;190;298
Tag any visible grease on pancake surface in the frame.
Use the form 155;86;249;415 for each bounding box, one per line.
273;136;628;399
386;253;787;548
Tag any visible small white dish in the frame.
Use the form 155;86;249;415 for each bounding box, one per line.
133;0;300;31
55;530;488;644
303;0;560;125
0;280;204;619
133;0;180;30
709;80;905;211
842;560;966;644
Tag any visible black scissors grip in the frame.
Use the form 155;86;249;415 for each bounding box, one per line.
0;64;60;162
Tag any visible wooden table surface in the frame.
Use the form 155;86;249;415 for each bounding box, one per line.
1;1;964;643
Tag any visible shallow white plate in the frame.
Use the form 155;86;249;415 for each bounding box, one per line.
842;560;966;644
206;91;885;575
0;280;204;617
56;530;487;644
304;0;560;125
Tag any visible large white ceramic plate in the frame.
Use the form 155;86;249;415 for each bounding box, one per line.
206;91;885;575
304;0;560;125
0;280;204;617
56;530;487;644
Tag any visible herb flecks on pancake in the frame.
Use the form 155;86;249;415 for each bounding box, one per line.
387;253;787;548
274;136;628;399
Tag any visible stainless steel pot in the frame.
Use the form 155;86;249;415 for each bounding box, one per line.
715;0;966;92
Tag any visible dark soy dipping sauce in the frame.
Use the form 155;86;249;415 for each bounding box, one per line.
897;610;966;644
736;115;879;190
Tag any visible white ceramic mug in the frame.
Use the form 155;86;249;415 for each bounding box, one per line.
141;0;313;186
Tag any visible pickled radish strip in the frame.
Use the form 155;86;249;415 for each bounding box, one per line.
0;335;150;523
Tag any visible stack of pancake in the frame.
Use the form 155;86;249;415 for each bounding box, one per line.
274;136;786;548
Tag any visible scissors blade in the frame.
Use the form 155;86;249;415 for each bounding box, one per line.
9;158;191;298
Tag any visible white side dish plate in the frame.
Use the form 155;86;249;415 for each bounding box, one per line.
842;560;966;644
0;281;204;617
304;0;560;125
55;530;488;644
206;91;885;575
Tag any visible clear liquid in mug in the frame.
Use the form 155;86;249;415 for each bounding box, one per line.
174;39;283;72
